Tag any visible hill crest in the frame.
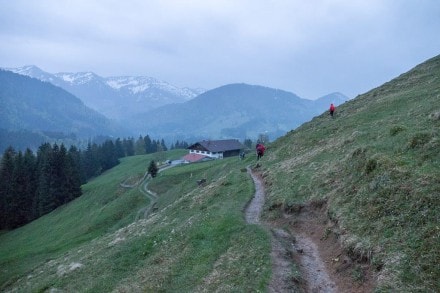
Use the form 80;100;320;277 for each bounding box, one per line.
129;83;348;141
4;65;205;119
0;69;127;137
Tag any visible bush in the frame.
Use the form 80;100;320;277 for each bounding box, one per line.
365;159;377;174
390;125;406;136
408;132;432;149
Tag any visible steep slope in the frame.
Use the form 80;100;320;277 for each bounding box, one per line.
0;152;271;292
131;83;347;141
0;70;127;137
260;54;440;291
0;55;438;292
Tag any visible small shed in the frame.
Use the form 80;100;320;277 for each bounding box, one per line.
187;139;245;159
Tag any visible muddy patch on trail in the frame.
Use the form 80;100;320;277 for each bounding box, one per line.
294;233;337;292
283;201;375;293
246;167;375;292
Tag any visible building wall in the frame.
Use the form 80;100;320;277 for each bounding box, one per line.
189;149;223;159
223;149;240;158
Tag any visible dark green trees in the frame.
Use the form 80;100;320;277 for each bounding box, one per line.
0;143;84;229
148;160;158;178
0;144;83;229
0;135;168;230
0;148;38;228
0;147;17;229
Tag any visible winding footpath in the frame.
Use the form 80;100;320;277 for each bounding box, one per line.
246;166;337;293
245;167;265;224
135;175;158;220
120;164;174;221
122;164;340;292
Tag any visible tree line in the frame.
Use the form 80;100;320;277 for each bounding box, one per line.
0;135;189;230
0;144;83;230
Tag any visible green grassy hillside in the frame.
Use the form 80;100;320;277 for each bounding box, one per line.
1;55;439;292
0;150;271;292
262;54;440;291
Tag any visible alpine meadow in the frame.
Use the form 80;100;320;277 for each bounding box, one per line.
0;54;439;292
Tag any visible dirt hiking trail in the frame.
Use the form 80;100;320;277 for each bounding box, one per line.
121;165;174;220
246;166;375;293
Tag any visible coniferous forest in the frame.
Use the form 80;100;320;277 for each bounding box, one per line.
0;135;185;230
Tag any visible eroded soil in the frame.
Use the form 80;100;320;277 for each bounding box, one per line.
246;167;375;293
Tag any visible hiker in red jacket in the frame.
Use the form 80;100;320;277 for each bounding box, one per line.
256;143;266;160
329;103;335;117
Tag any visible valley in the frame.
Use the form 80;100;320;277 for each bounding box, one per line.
0;55;439;292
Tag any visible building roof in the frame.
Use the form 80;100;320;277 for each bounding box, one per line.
188;139;244;152
182;153;208;163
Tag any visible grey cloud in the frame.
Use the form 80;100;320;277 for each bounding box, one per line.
0;0;439;99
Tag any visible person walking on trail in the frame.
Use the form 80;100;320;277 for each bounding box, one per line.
256;143;266;160
329;103;335;117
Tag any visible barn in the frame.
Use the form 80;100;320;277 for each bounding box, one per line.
186;139;245;160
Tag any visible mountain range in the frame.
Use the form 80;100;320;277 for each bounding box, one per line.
0;70;127;140
2;66;349;149
2;54;439;292
128;84;348;142
5;65;205;120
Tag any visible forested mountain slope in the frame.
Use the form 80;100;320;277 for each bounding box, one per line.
0;70;127;137
6;65;204;120
131;83;347;141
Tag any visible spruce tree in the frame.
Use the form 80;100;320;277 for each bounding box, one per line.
100;140;119;171
124;137;135;156
23;148;37;222
36;143;55;217
114;138;125;158
135;135;146;155
151;140;158;153
52;144;68;206
148;160;158;178
64;146;82;202
11;151;28;227
144;135;152;154
0;147;16;229
160;139;168;151
82;142;101;179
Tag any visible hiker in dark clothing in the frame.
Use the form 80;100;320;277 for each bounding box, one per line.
329;103;335;117
256;143;266;160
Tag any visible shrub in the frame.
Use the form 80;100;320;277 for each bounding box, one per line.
390;125;406;136
408;132;432;149
365;158;377;174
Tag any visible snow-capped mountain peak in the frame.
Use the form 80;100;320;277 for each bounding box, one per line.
3;65;205;120
54;72;101;85
106;76;155;91
105;76;201;99
4;65;55;82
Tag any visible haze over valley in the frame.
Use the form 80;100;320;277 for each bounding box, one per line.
1;66;348;151
1;1;439;291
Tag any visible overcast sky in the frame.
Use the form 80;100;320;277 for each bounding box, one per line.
1;0;439;99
